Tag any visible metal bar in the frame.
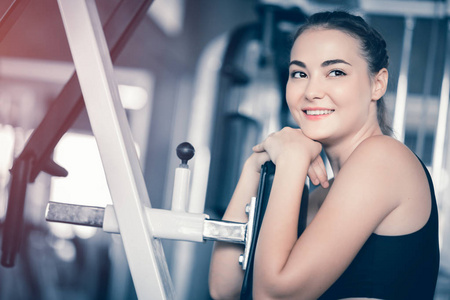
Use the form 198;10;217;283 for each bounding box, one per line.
0;0;31;42
186;34;229;214
259;0;448;18
0;0;153;269
1;157;32;267
258;0;351;15
45;202;104;227
57;1;173;299
432;19;450;192
392;16;415;143
359;0;447;18
45;202;247;244
241;196;256;270
21;0;153;183
415;18;440;158
260;5;274;66
203;220;246;244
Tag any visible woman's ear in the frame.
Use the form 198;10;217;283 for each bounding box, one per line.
371;68;388;101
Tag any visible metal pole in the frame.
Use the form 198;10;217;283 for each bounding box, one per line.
0;0;31;42
0;0;153;269
1;157;32;267
393;16;415;142
432;18;450;192
415;18;440;158
57;0;173;298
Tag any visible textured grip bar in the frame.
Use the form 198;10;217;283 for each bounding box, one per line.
45;202;104;227
203;219;246;244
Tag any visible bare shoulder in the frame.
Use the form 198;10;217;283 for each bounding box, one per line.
348;135;421;175
343;135;431;235
335;134;429;210
354;135;410;158
308;135;430;232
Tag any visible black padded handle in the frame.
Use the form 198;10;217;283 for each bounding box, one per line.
240;161;309;299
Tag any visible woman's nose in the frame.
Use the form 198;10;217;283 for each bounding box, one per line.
305;77;325;101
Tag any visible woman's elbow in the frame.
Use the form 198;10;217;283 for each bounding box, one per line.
252;274;312;300
208;282;223;300
208;286;221;300
209;284;240;300
209;273;241;300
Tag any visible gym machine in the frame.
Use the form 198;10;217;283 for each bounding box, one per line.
1;0;308;299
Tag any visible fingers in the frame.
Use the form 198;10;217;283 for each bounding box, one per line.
308;155;329;189
307;165;321;186
252;129;326;180
252;132;275;153
252;142;265;153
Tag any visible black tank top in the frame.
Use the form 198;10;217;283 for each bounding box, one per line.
319;158;440;300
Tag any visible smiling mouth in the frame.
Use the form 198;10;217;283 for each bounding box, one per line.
304;109;335;116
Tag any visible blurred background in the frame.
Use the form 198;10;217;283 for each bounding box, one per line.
1;0;450;299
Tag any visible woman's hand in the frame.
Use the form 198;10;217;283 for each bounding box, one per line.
244;151;271;174
252;127;329;188
308;154;329;188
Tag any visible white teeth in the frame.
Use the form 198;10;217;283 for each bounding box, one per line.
305;110;334;115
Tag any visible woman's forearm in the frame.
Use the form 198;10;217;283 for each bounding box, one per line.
209;160;261;299
253;157;309;298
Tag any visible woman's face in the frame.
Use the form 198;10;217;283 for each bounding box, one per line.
286;28;379;144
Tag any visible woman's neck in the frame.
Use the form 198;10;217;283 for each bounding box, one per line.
323;125;384;176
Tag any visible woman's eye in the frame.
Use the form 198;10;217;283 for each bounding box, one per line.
291;71;307;79
329;70;346;77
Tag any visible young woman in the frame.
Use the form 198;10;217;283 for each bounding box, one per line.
209;11;440;300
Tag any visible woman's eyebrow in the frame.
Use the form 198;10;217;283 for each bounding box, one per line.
289;60;306;68
289;59;352;68
321;59;352;67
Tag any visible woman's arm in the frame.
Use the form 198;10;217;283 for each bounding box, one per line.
307;179;333;226
208;152;269;299
208;127;327;299
252;135;408;299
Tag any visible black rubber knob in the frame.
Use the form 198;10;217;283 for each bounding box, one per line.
176;142;195;165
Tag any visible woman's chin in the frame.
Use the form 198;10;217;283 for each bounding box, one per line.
301;129;328;142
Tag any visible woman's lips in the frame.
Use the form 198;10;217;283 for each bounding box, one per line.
302;108;335;119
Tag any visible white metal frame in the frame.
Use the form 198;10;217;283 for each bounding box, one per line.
57;0;174;298
55;2;257;299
